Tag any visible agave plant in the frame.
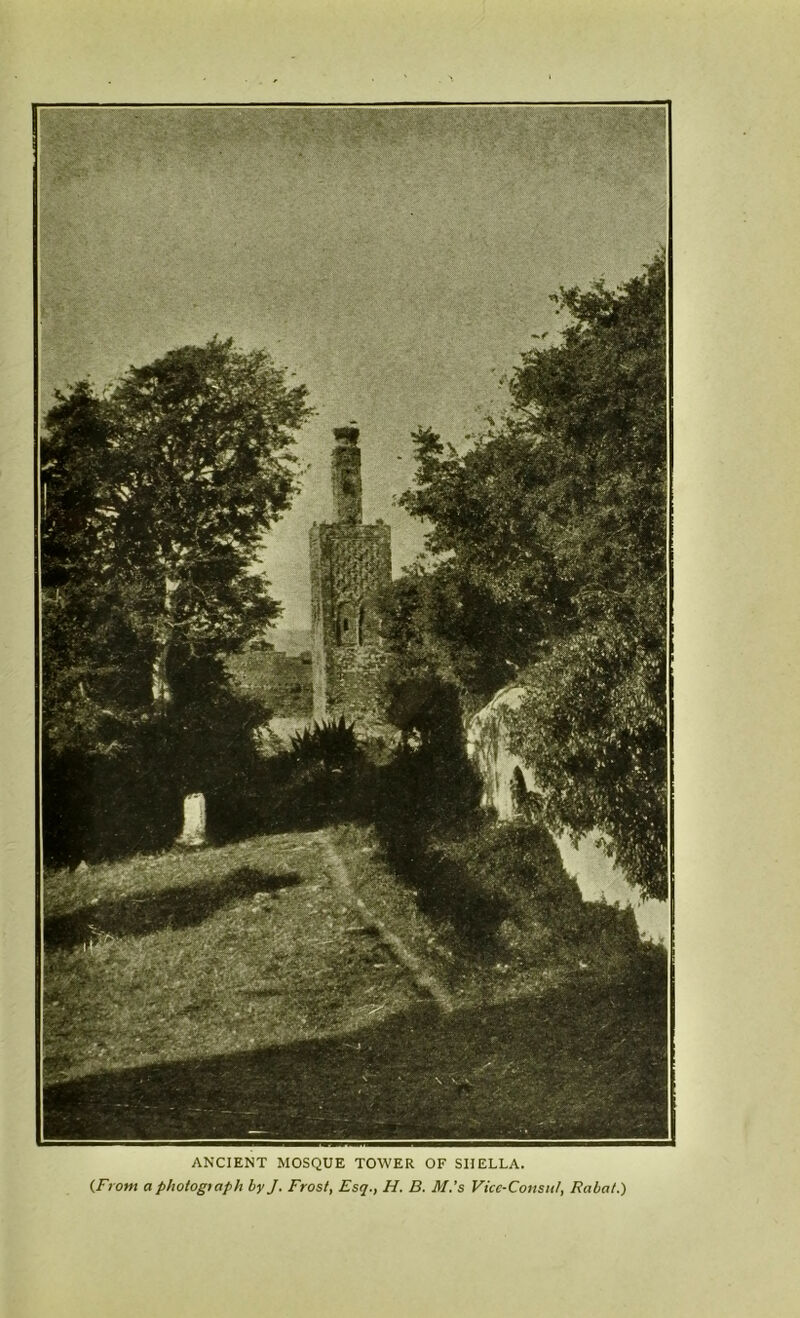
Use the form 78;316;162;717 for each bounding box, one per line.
289;716;359;769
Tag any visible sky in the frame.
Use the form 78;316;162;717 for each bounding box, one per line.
38;104;667;630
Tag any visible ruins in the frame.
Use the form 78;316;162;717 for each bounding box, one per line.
309;424;392;730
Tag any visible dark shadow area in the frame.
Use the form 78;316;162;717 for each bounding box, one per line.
365;687;503;949
42;659;273;867
416;815;587;948
381;835;512;951
44;865;302;951
207;728;380;845
43;951;669;1142
42;741;183;868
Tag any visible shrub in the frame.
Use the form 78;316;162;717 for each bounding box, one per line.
41;661;270;863
288;716;360;769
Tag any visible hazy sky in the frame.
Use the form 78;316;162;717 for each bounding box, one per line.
38;104;667;629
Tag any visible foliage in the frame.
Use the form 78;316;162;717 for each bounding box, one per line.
370;688;487;941
380;426;568;705
42;659;271;865
40;337;312;861
289;716;360;769
383;252;667;896
506;615;666;894
44;337;311;713
41;383;148;759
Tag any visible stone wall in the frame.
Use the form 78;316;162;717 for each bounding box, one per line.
309;520;392;729
226;649;313;719
467;684;669;945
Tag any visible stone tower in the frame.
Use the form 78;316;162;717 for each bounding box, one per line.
309;424;392;728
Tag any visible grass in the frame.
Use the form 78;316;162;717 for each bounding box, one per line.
42;820;669;1142
43;832;418;1086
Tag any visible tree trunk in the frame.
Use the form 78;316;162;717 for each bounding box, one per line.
152;574;179;712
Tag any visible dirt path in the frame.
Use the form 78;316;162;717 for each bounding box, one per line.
317;832;454;1014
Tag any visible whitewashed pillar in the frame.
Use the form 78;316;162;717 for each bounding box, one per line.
177;792;206;847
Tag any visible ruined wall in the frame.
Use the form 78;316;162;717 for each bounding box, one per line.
467;685;669;945
226;649;312;718
309;521;392;728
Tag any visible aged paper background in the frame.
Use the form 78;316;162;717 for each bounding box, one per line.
2;2;799;1314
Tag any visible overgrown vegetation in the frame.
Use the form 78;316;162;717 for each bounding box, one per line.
289;716;359;767
40;338;312;864
42;257;668;909
380;252;668;896
40;259;670;1142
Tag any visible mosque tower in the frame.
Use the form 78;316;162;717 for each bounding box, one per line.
309;424;392;728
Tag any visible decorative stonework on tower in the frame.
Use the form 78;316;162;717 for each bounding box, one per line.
309;425;392;729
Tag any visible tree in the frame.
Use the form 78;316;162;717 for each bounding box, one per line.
381;423;571;707
41;381;146;758
43;337;311;716
384;252;667;896
103;337;311;709
40;338;312;858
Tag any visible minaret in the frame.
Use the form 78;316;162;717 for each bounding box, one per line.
331;423;363;524
309;423;392;729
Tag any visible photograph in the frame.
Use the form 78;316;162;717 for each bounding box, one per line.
36;102;672;1144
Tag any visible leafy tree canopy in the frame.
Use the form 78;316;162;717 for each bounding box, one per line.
41;337;312;757
382;252;667;895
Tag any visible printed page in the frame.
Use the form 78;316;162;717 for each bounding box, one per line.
2;2;799;1315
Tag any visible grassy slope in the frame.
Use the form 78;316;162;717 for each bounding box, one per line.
43;833;421;1085
42;822;669;1142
